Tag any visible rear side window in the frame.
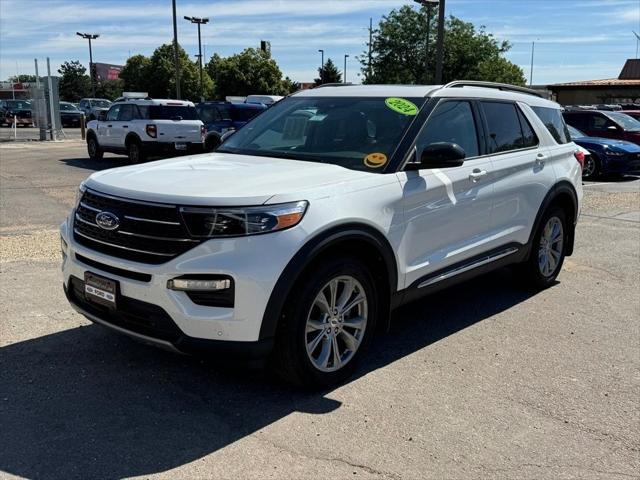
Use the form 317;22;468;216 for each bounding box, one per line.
532;106;571;143
118;104;135;121
417;100;479;158
232;107;263;123
140;105;199;120
482;101;537;153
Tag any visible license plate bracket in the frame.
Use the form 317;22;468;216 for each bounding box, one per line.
175;142;187;150
84;272;118;309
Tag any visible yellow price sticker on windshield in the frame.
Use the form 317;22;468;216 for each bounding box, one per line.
385;97;419;116
364;152;388;168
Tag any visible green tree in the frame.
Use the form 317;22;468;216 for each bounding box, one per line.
146;43;214;101
119;54;151;92
281;76;300;94
57;60;91;101
206;48;286;99
95;79;124;100
314;58;342;86
9;74;37;83
360;6;525;86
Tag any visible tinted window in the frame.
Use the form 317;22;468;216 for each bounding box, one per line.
106;105;120;122
118;104;135;121
232;107;264;123
146;105;199;120
589;113;613;131
482;101;532;153
516;109;538;148
563;113;588;130
532;106;571;143
417;100;479;158
60;103;76;111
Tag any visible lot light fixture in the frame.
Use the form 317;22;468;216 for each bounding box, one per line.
318;49;324;84
413;0;439;83
344;54;349;83
184;16;210;101
76;32;99;97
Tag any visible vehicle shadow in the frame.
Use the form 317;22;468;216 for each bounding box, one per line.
58;157;127;171
0;268;538;479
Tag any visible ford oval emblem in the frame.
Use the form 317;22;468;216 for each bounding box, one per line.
95;211;120;231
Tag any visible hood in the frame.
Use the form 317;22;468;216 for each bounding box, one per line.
575;137;640;152
85;152;378;206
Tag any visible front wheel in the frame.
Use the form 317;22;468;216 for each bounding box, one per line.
518;207;567;289
273;257;377;387
87;136;103;160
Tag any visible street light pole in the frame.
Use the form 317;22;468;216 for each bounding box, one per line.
529;41;535;86
172;0;181;99
318;49;324;84
434;0;445;84
344;54;349;83
76;32;99;97
413;0;439;84
184;16;210;100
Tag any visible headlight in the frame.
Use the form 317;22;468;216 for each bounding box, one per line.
75;182;86;207
604;148;625;157
180;201;308;238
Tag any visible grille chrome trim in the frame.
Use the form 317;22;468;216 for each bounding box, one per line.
123;215;181;226
86;188;176;208
117;230;198;242
79;201;101;212
74;228;175;257
75;213;97;227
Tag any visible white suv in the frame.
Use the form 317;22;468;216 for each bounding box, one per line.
61;82;583;387
85;93;205;163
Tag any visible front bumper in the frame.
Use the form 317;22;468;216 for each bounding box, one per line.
601;153;640;175
60;213;301;353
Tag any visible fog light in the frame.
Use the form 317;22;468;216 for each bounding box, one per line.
167;278;231;291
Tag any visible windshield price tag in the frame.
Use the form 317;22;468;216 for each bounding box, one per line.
385;98;418;116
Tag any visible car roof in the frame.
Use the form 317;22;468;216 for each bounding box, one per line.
113;98;195;107
292;83;560;108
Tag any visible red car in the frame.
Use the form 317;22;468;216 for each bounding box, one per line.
621;110;640;122
0;100;33;127
563;110;640;146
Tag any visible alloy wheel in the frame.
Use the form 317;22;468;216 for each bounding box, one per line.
538;216;564;277
305;275;368;372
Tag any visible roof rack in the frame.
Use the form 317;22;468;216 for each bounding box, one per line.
442;80;543;98
314;82;354;88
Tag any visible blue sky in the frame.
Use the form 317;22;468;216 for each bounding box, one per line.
1;0;639;85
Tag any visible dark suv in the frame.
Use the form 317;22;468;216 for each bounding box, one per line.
563;110;640;146
197;101;266;151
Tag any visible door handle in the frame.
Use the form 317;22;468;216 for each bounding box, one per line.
122;125;128;129
535;153;547;166
469;169;488;182
107;124;112;128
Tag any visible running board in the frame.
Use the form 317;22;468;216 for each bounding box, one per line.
417;247;520;289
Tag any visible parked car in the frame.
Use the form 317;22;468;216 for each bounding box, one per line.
61;81;582;387
79;98;112;121
621;110;640;121
59;101;84;128
563;110;640;146
567;125;640;179
0;99;33;127
197;101;267;151
245;94;283;106
85;93;205;163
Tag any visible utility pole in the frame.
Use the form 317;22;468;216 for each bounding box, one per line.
414;0;439;84
434;0;445;84
76;32;99;97
172;0;181;99
318;49;324;84
184;16;210;101
344;54;349;83
529;41;535;86
368;17;373;82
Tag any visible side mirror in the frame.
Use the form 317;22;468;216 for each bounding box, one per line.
407;142;466;170
607;125;619;131
97;111;106;122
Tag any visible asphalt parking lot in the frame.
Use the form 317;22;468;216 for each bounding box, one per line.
1;141;639;479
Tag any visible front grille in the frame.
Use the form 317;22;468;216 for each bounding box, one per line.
74;189;201;264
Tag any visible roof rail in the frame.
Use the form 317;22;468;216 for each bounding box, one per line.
315;82;354;88
442;80;543;98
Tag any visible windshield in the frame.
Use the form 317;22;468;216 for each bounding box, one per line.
60;102;77;111
219;96;424;172
567;125;586;139
606;112;640;131
91;100;111;108
6;100;31;109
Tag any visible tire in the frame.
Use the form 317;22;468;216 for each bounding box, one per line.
582;153;600;180
272;257;378;388
87;136;104;160
518;207;567;289
204;133;221;152
127;139;145;164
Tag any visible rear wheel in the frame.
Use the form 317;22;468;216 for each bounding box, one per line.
273;257;377;387
582;153;600;180
204;133;221;152
518;207;567;289
87;136;103;160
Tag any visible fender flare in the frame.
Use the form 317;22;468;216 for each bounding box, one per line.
258;223;399;340
527;181;579;258
124;132;142;146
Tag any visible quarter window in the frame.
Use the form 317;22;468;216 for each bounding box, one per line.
531;106;571;144
482;101;536;153
417;100;479;158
